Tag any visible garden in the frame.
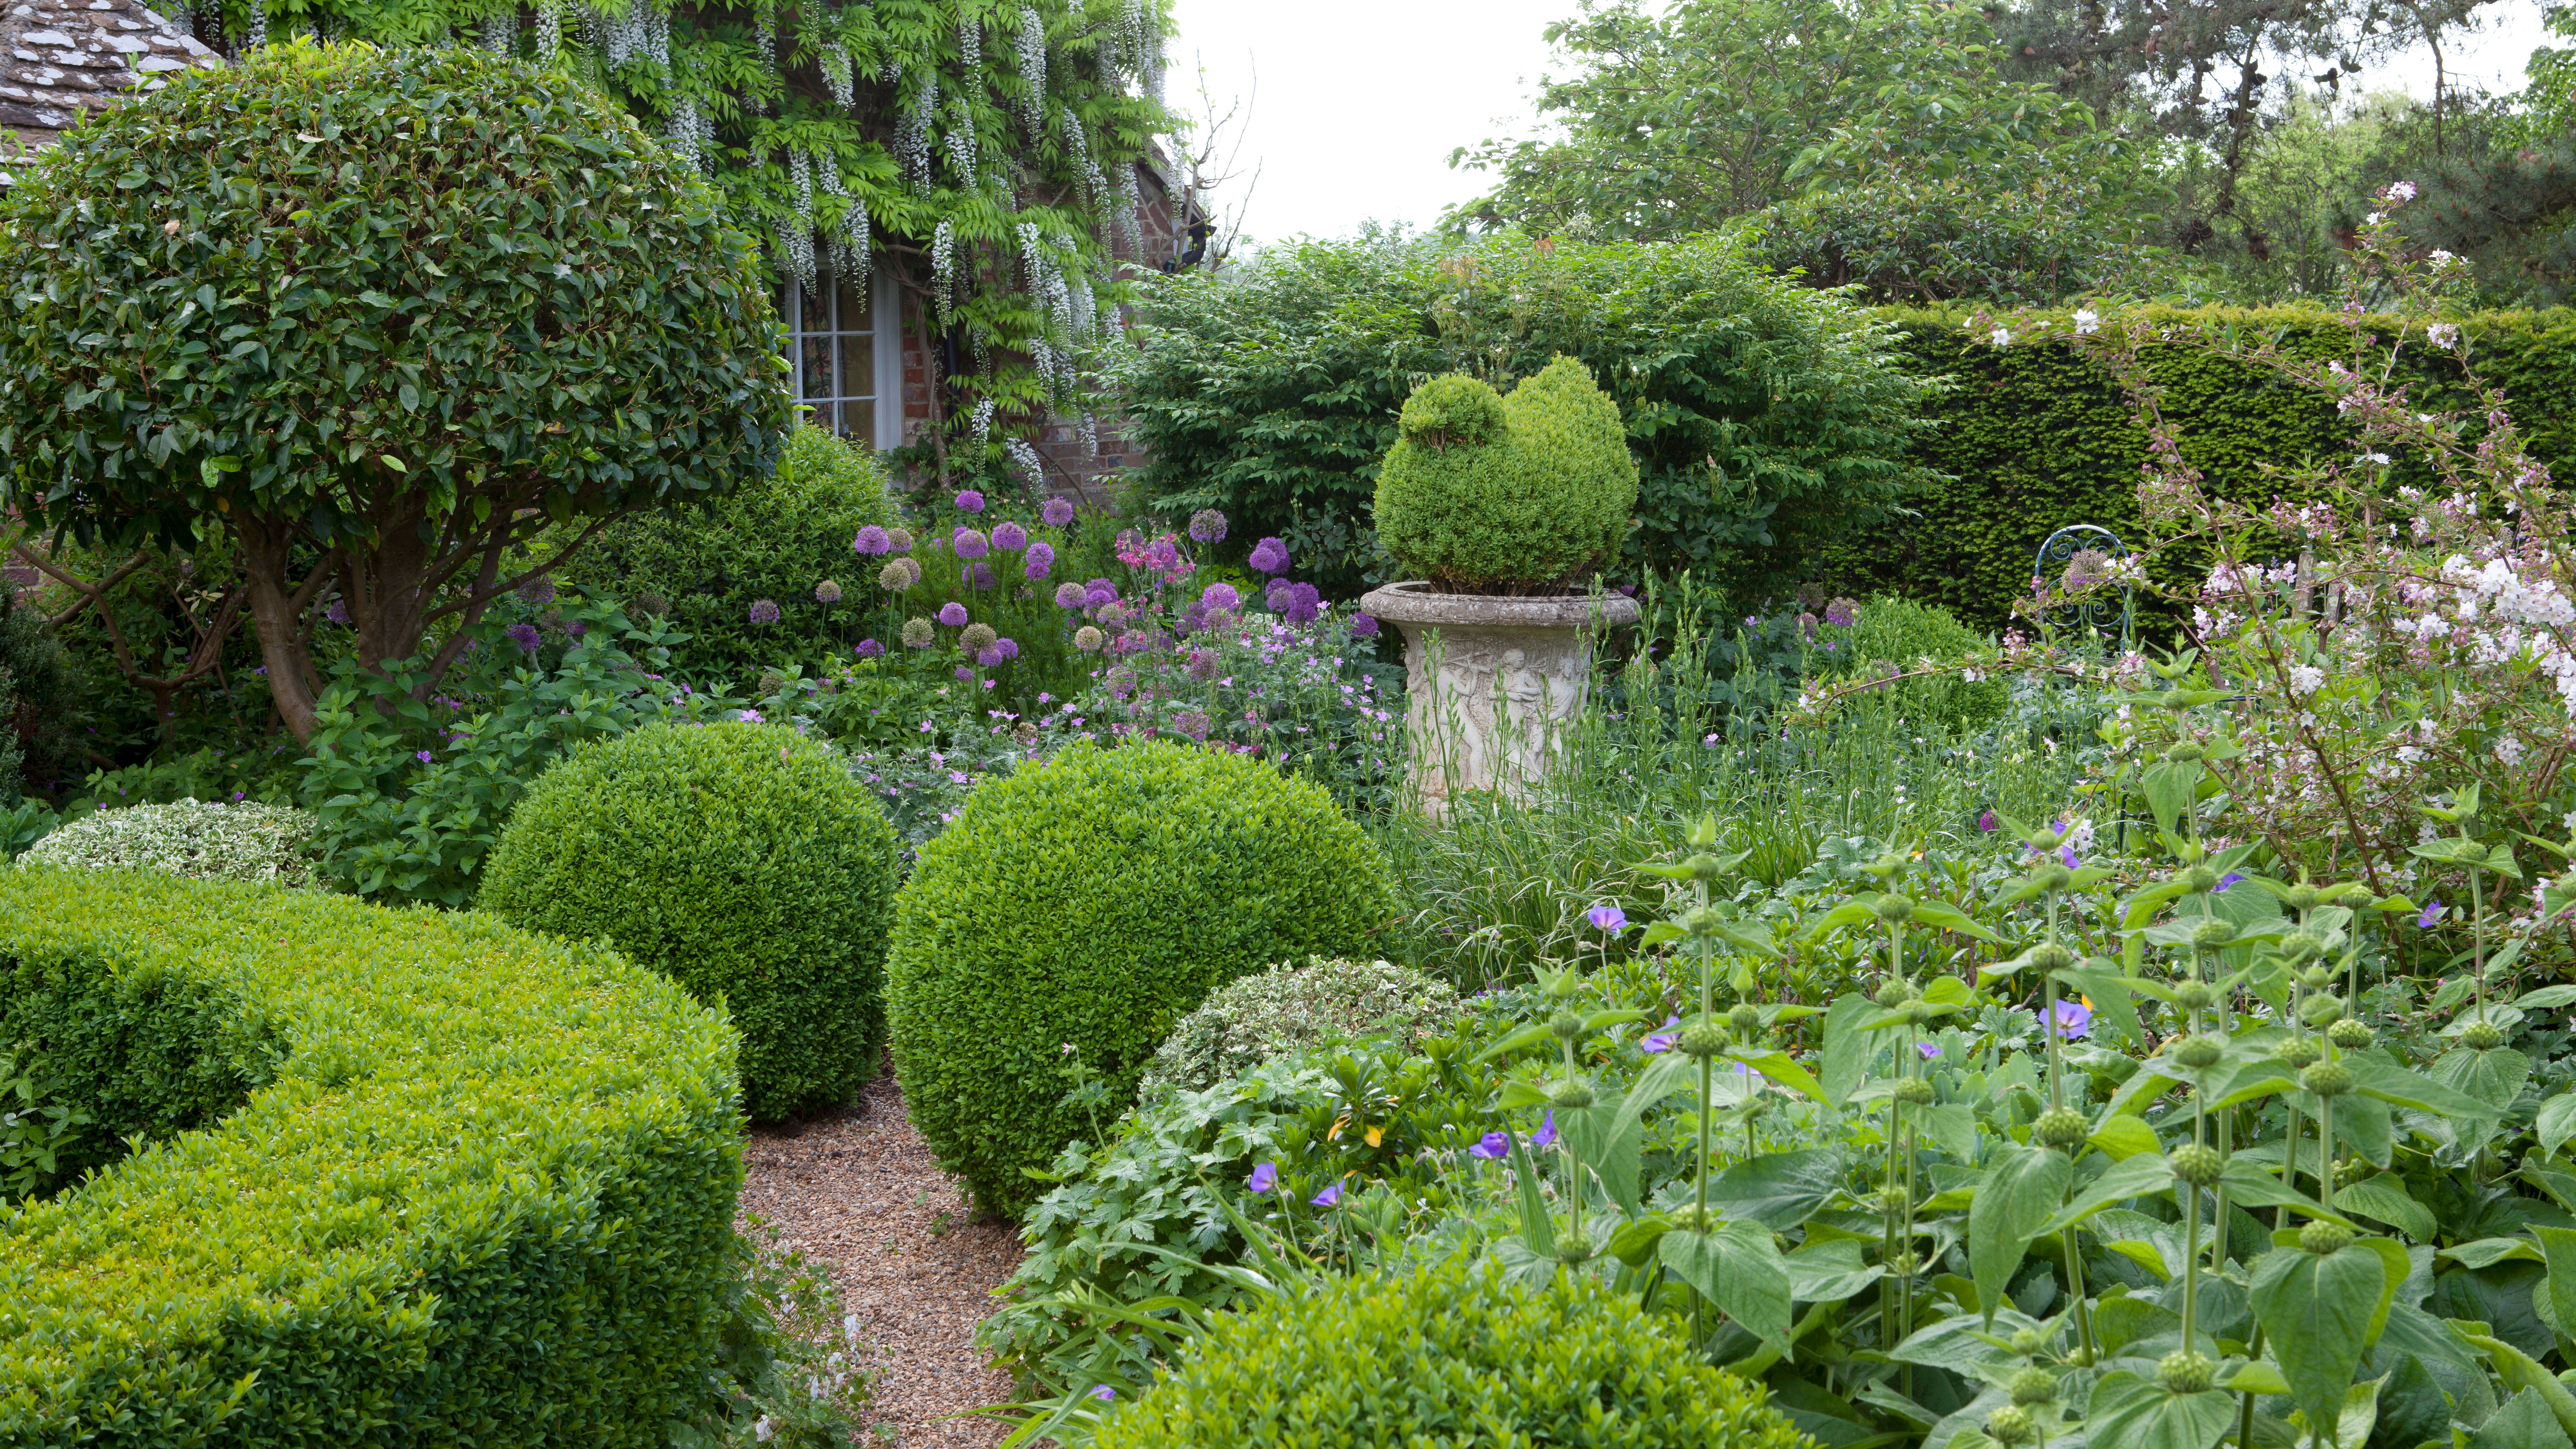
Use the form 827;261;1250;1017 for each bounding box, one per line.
3;25;2576;1449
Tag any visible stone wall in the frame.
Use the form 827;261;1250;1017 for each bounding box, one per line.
0;0;218;166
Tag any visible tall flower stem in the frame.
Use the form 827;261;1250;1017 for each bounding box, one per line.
2041;890;2097;1366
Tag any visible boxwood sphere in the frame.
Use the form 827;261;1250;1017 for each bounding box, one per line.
1093;1255;1812;1448
480;721;897;1122
887;739;1394;1216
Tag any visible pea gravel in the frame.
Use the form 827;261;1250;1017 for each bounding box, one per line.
740;1064;1021;1446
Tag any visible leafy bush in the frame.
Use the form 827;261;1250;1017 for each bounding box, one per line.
1740;172;2157;305
297;597;743;905
562;426;897;686
0;577;81;802
886;738;1396;1216
480;721;897;1122
1139;956;1460;1097
16;799;322;888
1090;1256;1811;1448
0;867;740;1443
1112;231;1936;600
0;41;793;745
1372;360;1639;591
677;1224;871;1449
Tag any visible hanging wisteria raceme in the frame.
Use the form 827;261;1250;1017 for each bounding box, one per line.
1078;412;1100;458
1014;8;1046;135
822;41;854;111
898;71;939;191
781;147;817;285
1066;268;1095;343
481;10;516;53
943;101;978;184
817;154;870;287
533;0;561;59
664;95;708;173
971;398;997;450
238;0;266;49
1118;164;1144;261
1007;437;1045;486
931;216;957;327
958;3;979;67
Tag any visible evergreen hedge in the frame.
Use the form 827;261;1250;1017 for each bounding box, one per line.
1817;305;2576;629
0;868;741;1445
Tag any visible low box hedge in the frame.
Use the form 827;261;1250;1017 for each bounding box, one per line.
0;867;743;1446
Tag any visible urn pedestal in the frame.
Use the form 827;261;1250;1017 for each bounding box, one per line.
1358;582;1638;818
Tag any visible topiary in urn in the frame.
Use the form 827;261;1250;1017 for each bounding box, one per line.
1362;358;1641;814
1371;357;1637;594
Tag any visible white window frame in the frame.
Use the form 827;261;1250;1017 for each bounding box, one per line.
781;266;902;448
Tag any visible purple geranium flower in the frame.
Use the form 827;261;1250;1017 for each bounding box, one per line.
853;524;892;556
1089;1385;1116;1402
938;602;969;627
1247;1162;1276;1193
2215;872;2245;892
1247;537;1290;574
953;527;991;560
1310;1181;1341;1208
2059;843;2081;870
2418;899;2443;929
955;489;986;514
1349;613;1380;639
415;750;434;764
1919;1041;1942;1059
1587;903;1627;933
2049;998;2092;1040
1532;1110;1558;1150
1024;541;1055;580
1470;1130;1511;1159
1202;582;1240;613
1042;498;1076;528
1641;1014;1681;1053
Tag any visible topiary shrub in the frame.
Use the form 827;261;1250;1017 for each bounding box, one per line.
478;720;897;1122
887;738;1395;1216
561;425;897;684
1091;1255;1813;1448
16;798;323;888
1372;357;1639;592
0;867;740;1442
1137;956;1459;1097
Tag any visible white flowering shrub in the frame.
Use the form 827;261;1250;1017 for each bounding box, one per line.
1138;956;1460;1098
17;799;325;889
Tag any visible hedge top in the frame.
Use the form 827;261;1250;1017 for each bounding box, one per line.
0;867;739;1432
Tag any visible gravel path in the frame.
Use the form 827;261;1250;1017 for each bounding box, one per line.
741;1065;1021;1448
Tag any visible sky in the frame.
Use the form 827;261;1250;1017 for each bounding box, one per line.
1161;0;2563;251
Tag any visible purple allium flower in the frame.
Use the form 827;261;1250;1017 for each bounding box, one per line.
1186;647;1220;681
1919;1041;1942;1059
416;750;435;764
938;602;969;627
506;622;543;654
1641;1014;1680;1054
954;665;976;682
1084;579;1120;609
955;489;985;514
1188;508;1228;544
856;639;885;658
879;558;923;591
1280;582;1322;626
1977;809;1998;833
2418;899;2443;929
853;525;892;556
1042;498;1076;528
1144;538;1179;572
1470;1131;1511;1159
1587;903;1626;933
1532;1111;1558;1150
1105;665;1137;697
748;599;783;625
2215;872;2245;892
993;637;1019;660
1309;1181;1341;1208
1024;540;1056;580
2048;998;2092;1040
953;527;990;560
1055;581;1089;609
993;521;1028;551
1247;537;1289;574
1797;611;1819;639
1201;582;1241;614
1348;613;1380;639
325;598;349;624
1824;598;1857;627
518;574;558;607
1175;708;1211;742
968;561;996;590
976;646;1006;667
1089;1385;1116;1402
815;579;842;604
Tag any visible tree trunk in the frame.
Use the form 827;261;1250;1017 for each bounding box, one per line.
236;515;327;745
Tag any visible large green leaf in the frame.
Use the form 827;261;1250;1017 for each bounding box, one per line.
1969;1143;2071;1325
1786;1237;1886;1303
2286;1377;2382;1449
2539;1225;2576;1341
2539;1092;2576;1160
1705;1147;1846;1230
2085;1370;2239;1449
1662;1220;1793;1358
1561;1084;1642;1216
1820;993;1883;1108
2333;1178;2436;1242
2428;1046;2533;1114
2465;1335;2576;1443
2473;1389;2576;1449
2249;1241;2384;1434
2033;1151;2174;1236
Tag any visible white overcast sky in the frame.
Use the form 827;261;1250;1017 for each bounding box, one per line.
1162;0;2561;249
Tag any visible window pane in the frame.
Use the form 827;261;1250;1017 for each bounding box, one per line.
799;281;831;334
842;400;876;450
801;336;835;400
838;277;871;335
839;337;874;401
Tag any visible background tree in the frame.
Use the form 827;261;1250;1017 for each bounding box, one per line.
0;44;794;743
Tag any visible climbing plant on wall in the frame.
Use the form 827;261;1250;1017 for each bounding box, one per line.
211;0;1175;478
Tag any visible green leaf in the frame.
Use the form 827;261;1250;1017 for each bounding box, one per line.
2286;1377;2382;1449
2535;1226;2576;1347
1608;1213;1672;1268
1910;899;2004;943
1507;1135;1554;1257
2439;1236;2546;1269
1969;1143;2071;1325
2084;1370;2239;1449
1786;1237;1885;1303
2428;1046;2533;1114
2333;1178;2437;1242
2033;1150;2173;1236
2465;1335;2576;1444
2250;1241;2384;1434
1730;1046;1828;1103
1705;1147;1845;1230
2087;1113;2163;1161
1563;1085;1642;1216
2474;1390;2576;1449
1661;1221;1792;1358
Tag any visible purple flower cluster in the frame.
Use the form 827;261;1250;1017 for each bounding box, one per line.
993;521;1028;551
1188;508;1228;544
853;525;893;556
1042;497;1076;528
855;639;885;658
748;598;782;625
938;602;969;627
953;527;990;560
1266;578;1323;624
1024;541;1055;580
506;622;543;654
1348;613;1380;639
1201;582;1240;614
955;490;985;514
1247;537;1290;575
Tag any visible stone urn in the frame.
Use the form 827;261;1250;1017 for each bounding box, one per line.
1359;582;1638;817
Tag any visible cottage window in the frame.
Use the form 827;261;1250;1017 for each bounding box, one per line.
779;268;902;447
